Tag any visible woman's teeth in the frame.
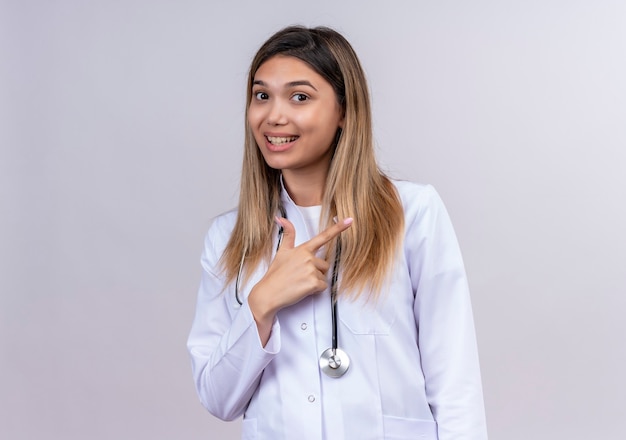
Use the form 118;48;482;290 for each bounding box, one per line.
266;136;298;145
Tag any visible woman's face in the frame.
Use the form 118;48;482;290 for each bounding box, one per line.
248;55;344;180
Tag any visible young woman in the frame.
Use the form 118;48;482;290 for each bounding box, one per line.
188;26;488;440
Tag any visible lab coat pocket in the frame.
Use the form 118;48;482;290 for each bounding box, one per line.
338;295;397;335
241;417;257;440
383;415;438;439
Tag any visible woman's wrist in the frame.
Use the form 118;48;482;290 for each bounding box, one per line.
248;283;277;346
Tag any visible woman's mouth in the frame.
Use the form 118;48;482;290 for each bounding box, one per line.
266;135;299;145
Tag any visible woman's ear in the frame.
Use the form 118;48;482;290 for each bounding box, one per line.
338;101;345;128
334;127;343;146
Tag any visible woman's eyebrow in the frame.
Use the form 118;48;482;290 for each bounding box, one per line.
286;80;318;91
252;79;318;91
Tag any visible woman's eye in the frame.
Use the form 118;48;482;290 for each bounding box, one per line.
291;93;309;102
254;91;269;100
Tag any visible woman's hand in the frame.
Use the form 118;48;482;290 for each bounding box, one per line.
248;216;353;346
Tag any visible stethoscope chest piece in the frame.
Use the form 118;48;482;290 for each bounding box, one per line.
319;348;350;378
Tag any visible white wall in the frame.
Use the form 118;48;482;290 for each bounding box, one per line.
2;1;625;438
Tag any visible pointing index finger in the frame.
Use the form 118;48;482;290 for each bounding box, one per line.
304;218;353;252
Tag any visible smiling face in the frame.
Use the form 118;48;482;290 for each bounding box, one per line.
248;55;344;185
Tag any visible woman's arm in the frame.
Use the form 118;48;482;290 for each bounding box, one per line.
407;185;488;439
187;220;280;421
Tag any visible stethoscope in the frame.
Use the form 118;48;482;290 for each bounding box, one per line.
234;207;350;378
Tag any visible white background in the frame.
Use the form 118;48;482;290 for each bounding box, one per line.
2;1;625;439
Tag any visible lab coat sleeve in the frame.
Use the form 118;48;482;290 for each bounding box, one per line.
187;218;280;421
407;185;488;439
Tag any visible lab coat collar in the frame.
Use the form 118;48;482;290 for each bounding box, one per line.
279;174;296;209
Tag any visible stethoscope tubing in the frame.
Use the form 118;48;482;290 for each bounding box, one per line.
234;207;285;306
330;238;341;351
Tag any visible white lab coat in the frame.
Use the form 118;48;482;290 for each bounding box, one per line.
188;181;488;440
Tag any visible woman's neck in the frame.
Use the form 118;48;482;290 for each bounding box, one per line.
282;169;326;207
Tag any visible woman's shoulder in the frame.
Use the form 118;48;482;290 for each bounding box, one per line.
203;208;238;247
390;179;441;209
210;207;238;228
388;179;454;234
198;208;239;270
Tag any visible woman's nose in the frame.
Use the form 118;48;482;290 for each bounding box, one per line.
266;101;288;126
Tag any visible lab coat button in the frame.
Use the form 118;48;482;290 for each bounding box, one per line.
300;323;308;330
307;394;315;403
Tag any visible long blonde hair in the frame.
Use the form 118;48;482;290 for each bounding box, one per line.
221;26;404;299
